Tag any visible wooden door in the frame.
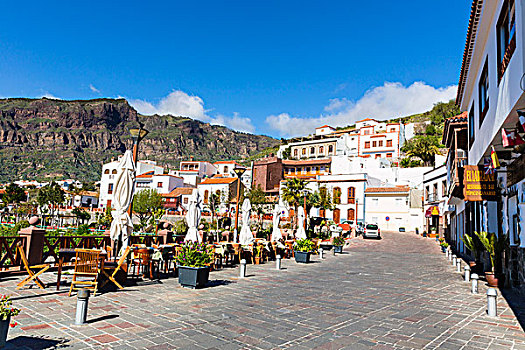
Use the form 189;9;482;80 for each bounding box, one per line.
333;208;340;224
347;208;355;221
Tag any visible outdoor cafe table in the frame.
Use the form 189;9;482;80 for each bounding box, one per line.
56;248;107;291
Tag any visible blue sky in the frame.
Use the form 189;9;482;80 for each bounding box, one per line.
0;1;471;137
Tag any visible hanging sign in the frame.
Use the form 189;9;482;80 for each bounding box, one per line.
463;165;498;201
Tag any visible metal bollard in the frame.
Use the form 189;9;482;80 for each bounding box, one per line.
319;248;324;259
471;273;479;294
487;288;498;317
275;255;281;270
456;259;462;273
332;247;336;256
464;265;471;282
240;259;246;278
448;250;453;261
445;248;449;258
452;255;457;266
75;289;90;325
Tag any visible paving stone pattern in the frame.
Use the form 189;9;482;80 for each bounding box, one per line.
1;231;525;349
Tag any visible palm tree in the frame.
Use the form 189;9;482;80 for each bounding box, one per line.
404;137;441;166
281;178;307;225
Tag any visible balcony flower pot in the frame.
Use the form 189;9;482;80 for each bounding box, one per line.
178;266;210;289
0;316;10;348
333;245;343;254
294;251;311;263
485;272;504;288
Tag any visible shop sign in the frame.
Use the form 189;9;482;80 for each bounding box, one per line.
463;165;497;201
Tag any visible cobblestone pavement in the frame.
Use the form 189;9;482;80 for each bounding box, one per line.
1;231;525;349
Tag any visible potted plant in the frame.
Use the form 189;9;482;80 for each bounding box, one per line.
1;295;20;348
439;240;449;253
332;236;345;254
474;231;508;287
294;239;315;263
429;227;437;238
175;241;212;289
253;245;263;265
461;234;481;272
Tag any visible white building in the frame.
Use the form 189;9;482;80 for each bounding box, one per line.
213;161;245;177
177;161;217;186
422;165;448;235
197;177;244;214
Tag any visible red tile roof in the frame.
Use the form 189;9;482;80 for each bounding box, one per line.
316;125;333;129
365;186;410;193
162;187;194;197
199;177;237;185
356;118;378;123
136;171;154;179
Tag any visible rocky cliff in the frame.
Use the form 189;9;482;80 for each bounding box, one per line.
0;98;278;182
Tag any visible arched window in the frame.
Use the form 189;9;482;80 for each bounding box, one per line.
333;187;341;204
328;145;334;154
347;208;355;221
319;146;324;154
112;169;117;174
310;147;315;155
302;148;306;155
294;149;298;157
348;187;355;204
204;190;209;204
104;169;110;174
224;166;228;173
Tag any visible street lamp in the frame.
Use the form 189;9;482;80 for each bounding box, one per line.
233;167;246;237
129;123;149;164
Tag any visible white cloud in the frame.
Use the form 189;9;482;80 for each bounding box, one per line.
129;90;255;133
40;92;61;100
89;84;100;94
265;81;458;137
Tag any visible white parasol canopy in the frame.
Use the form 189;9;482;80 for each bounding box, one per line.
109;150;136;249
296;206;307;240
239;198;253;245
185;190;202;242
271;204;283;241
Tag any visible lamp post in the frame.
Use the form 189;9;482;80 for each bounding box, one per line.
127;124;149;218
301;189;309;230
233;167;246;235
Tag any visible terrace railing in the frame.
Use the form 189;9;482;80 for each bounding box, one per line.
0;236;27;271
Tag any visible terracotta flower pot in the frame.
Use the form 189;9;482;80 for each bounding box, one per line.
485;272;501;288
254;257;261;265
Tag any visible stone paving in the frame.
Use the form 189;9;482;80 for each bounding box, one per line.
1;231;525;349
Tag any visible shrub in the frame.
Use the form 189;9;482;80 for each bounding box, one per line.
294;238;315;252
0;294;20;327
332;236;345;246
175;241;212;268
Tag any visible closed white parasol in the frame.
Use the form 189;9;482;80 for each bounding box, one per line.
185;190;202;242
296;206;307;240
109;150;136;249
271;204;283;241
239;198;253;245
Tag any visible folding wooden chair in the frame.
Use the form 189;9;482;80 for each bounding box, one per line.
68;249;101;297
100;246;131;290
16;243;50;290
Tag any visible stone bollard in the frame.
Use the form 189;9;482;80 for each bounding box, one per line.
456;259;462;273
487;288;498;317
452;255;457;266
471;273;479;294
448;250;453;261
332;247;336;256
275;255;281;270
319;248;324;259
75;289;90;325
445;248;449;259
240;259;246;278
464;265;471;282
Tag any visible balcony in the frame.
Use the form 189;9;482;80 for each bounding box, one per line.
448;156;466;199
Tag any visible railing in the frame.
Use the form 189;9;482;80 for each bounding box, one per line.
129;235;165;247
0;236;27;270
42;235;112;265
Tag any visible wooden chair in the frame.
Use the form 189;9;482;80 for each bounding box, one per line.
100;246;131;290
131;248;158;280
16;243;50;290
69;249;101;297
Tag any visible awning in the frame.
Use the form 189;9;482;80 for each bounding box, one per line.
425;206;440;218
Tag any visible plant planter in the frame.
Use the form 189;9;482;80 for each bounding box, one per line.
333;245;343;254
0;316;10;348
428;233;437;239
319;244;333;251
294;251;311;263
485;272;503;288
254;257;261;265
178;266;209;289
441;246;447;253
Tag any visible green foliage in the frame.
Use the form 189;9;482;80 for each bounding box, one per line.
282;178;307;210
97;207;113;229
76;224;90;235
174;241;212;268
173;219;188;235
37;181;65;207
0;294;20;322
401;136;441;166
400;158;422;168
474;231;509;273
4;183;26;204
72;207;91;224
295;238;315;252
332;236;345;246
13;220;30;234
132;189;164;229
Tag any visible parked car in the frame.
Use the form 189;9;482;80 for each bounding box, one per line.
363;223;380;239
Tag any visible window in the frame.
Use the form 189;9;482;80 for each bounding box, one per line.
347;208;355;221
319;146;324;153
204;190;209;204
104;169;109;174
390;128;396;132
112;169;117;174
375;154;381;159
364;129;370;135
224;166;228;173
302;148;306;155
183;197;188;204
328;145;333;154
294;149;298;157
333;187;341;204
387;140;392;147
306;167;311;173
310;147;315;155
379;140;383;147
108;183;113;194
433;183;438;199
469;103;475;147
386;153;393;158
348;187;355;204
364;141;370;149
372;141;377;147
442;181;447;197
479;59;489;125
497;0;516;81
157;182;163;188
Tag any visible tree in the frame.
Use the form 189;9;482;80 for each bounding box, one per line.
282;178;307;225
4;183;26;205
98;207;113;230
132;189;164;229
401;136;441;166
247;185;267;226
72;207;91;226
37;182;65;226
